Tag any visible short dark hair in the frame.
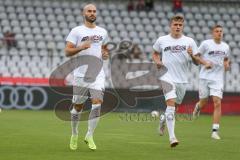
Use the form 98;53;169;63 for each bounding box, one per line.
170;15;184;23
212;24;223;31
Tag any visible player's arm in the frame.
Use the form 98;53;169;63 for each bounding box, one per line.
65;41;91;57
152;50;163;69
65;42;82;57
102;44;109;60
191;53;213;69
187;47;199;65
224;57;230;71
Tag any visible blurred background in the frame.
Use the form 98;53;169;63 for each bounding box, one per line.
0;0;239;114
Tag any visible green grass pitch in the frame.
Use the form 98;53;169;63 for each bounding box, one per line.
0;110;239;160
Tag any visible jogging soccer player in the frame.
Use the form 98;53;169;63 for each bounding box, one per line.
152;15;198;147
190;25;230;140
65;4;109;150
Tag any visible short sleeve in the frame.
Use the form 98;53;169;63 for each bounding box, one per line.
66;28;78;45
198;41;207;55
225;45;230;58
102;29;109;45
191;39;199;56
153;38;162;53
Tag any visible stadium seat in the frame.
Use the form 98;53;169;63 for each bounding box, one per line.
45;34;54;41
37;15;46;21
191;6;199;13
185;13;194;20
151;18;159;26
145;25;154;32
25;34;34;41
27;41;36;49
199;5;208;14
37;41;47;50
129;31;138;39
142;18;151;25
42;28;51;35
0;6;4;12
54;35;63;42
139;11;147;18
0;48;7;56
12;26;21;34
0;12;7;20
226;21;234;28
135;25;144;32
216;20;225;27
119;30;128;39
157;12;165;19
0;0;239;91
20;20;29;28
228;7;236;15
69;22;77;29
232;14;239;21
229;41;237;49
6;6;15;13
1;19;10;27
234;35;240;42
18;40;26;49
19;49;29;56
64;8;72;15
213;14;221;21
9;13;17;20
129;11;138;18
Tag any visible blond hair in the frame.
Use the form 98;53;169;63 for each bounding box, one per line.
170;15;185;23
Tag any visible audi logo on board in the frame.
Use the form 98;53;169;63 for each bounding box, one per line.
0;86;48;110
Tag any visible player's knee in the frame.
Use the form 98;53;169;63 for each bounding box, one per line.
200;99;208;107
74;104;84;112
166;98;176;106
91;99;103;105
90;102;101;118
213;100;221;108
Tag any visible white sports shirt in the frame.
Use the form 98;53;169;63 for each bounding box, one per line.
66;25;109;78
196;39;230;82
153;34;198;83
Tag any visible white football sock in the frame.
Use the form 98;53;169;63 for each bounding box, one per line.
86;104;101;138
70;107;82;136
165;106;176;140
212;123;220;132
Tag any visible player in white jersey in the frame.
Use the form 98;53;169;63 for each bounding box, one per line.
152;15;198;147
65;4;109;150
189;25;230;140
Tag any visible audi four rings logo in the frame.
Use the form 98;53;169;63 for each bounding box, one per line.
0;86;48;110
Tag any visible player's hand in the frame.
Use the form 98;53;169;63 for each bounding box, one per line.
224;61;230;71
204;61;213;69
187;46;193;56
78;41;91;50
102;49;109;60
156;61;164;69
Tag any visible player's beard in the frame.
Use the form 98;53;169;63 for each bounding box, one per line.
85;15;96;23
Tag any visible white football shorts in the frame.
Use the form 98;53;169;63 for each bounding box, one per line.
198;79;223;99
164;82;187;104
160;73;187;104
72;76;105;104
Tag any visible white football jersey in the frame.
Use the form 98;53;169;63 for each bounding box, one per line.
66;25;109;78
153;34;198;83
197;39;230;82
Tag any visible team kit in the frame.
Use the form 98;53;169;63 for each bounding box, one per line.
65;4;231;150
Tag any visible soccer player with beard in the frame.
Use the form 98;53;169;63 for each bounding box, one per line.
65;4;109;150
152;15;198;147
190;25;230;140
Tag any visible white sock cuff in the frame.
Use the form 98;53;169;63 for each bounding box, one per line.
70;108;80;114
166;106;175;113
213;123;220;130
92;104;101;110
